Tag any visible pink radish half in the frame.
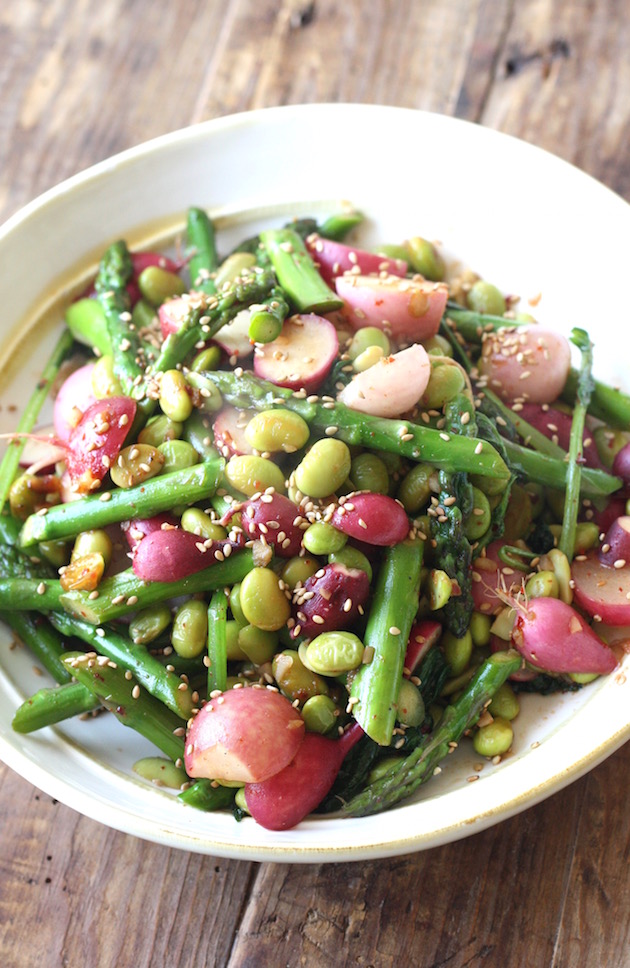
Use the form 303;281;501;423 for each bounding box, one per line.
511;596;617;674
213;309;254;359
65;396;136;493
132;527;242;582
244;722;363;829
479;328;571;404
213;407;255;458
404;620;442;676
598;516;630;568
517;403;604;468
305;234;407;285
335;273;448;341
337;344;431;418
254;314;339;392
291;563;370;638
53;363;97;441
612;442;630;485
185;687;305;784
571;553;630;625
331;492;410;546
227;493;304;558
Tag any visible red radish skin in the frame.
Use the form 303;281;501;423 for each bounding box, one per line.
337;344;431;419
511;596;617;674
244;722;364;829
518;403;604;469
478;328;571;405
65;396;136;493
571;553;630;625
598;516;630;568
612;442;630;485
185;687;305;784
335;273;448;342
131;251;180;277
291;563;370;638
213;407;255;458
331;492;409;546
254;314;339;393
305;233;407;285
53;363;97;441
404;620;442;676
158;291;210;339
225;493;304;558
122;513;180;550
592;496;628;534
132;527;243;582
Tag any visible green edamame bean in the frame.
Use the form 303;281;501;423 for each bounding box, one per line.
91;354;122;398
38;539;71;568
238;624;278;665
225;455;286;497
234;787;250;813
541;548;573;604
159;369;194;422
568;671;600;685
353;346;385;372
213;252;257;289
466;280;506;316
327;546;373;582
420;362;466;410
574;522;600;554
184;370;223;414
138;414;184;448
396;678;425;727
191;345;222;372
442;629;473;677
525;570;559;599
244;409;310;454
171;599;208;659
470;469;510;497
129;603;172;645
302;521;347;556
272;649;329;703
182;411;220;461
488;683;520;721
71;529;113;566
350;453;390;495
423;334;453;358
228;583;248;626
374;243;409;263
280;555;320;590
301;694;339;734
304;631;365;676
593;426;630;469
133;756;187;789
347;327;390;361
64;298;111;356
396;462;435;514
470;611;492;647
464;487;492;540
180;508;227;541
404;236;445;281
131;298;157;331
138;265;186;306
293;439;352;498
110;443;165;489
473;716;513;757
157;439;199;474
427;568;452;610
239;567;291;631
225;619;247;660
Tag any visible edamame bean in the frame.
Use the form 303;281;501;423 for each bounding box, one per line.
38;539;71;568
182;411;220;461
327;546;373;582
302;521;348;556
110;443;165;489
91;354;122;398
374;243;409;263
138;415;184;448
350;453;390;495
138;265;186;306
213;252;257;289
238;624;278;665
304;631;365;675
396;462;435;514
225;619;247;660
184;370;223;414
524;570;559;599
234;787;250;813
171;599;208;659
347;327;390;361
423;334;453;358
225;455;287;496
568;671;600;684
470;611;492;647
293;439;351;498
191;345;222;372
244;409;310;454
229;584;248;626
239;567;291;631
180;508;227;541
427;569;452;610
593;426;630;469
473;716;513;757
466;280;506;316
442;629;473;677
396;678;425;727
157;439;199;473
353;346;385;372
280;555;320;590
541;548;573;604
272;649;329;703
420;362;466;410
464;487;492;540
133;756;187;789
159;369;194;422
301;694;339;734
404;236;445;281
574;522;600;554
71;529;113;566
129;603;173;645
488;683;520;721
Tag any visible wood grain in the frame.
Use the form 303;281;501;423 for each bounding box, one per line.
1;1;629;966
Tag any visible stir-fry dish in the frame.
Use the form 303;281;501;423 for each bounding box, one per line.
1;208;629;830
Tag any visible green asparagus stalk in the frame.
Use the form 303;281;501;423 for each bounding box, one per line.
1;610;72;684
206;589;228;694
62;651;185;762
204;370;512;481
0;328;75;512
501;438;620;498
186;207;219;294
444;303;528;341
49;612;195;718
318;210;364;240
13;681;99;733
178;778;236;811
343;650;523;816
20;459;224;547
259;228;343;314
561;368;630;430
559;329;594;560
94;240;145;393
349;539;424;745
248;287;289;343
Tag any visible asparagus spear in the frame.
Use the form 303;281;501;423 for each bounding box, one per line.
248;287;289;343
349;539;424;746
203;370;512;481
343;650;522;816
500;439;620;498
186;207;219;294
94;240;145;393
12;681;100;733
20;459;225;547
259;228;343;314
62;651;185;762
178;779;236;812
206;589;228;694
558;329;594;560
1;610;72;685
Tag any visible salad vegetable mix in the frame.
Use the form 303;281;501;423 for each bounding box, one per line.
1;207;629;830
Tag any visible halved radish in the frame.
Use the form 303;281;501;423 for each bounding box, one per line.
213;309;254;359
404;620;442;676
158;291;210;338
511;596;618;674
131;251;180;276
571;553;630;625
66;396;136;493
598;516;630;568
185;687;305;784
517;403;604;468
291;563;370;638
53;363;97;442
331;492;410;546
122;513;180;550
254;314;338;392
612;442;630;485
305;234;407;285
18;425;67;473
337;344;431;418
227;493;304;558
478;328;571;404
132;527;243;582
335;273;448;342
213;406;255;458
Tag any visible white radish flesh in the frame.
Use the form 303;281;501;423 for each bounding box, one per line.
337;344;431;418
213;406;255;458
571;553;630;625
53;363;97;441
478;328;571;404
254;314;339;392
213;309;254;359
335;273;448;341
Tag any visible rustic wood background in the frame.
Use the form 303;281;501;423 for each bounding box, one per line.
1;1;629;966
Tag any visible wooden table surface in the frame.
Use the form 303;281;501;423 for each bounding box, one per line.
2;2;630;966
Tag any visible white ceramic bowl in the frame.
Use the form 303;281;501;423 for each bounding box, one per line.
0;104;629;862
